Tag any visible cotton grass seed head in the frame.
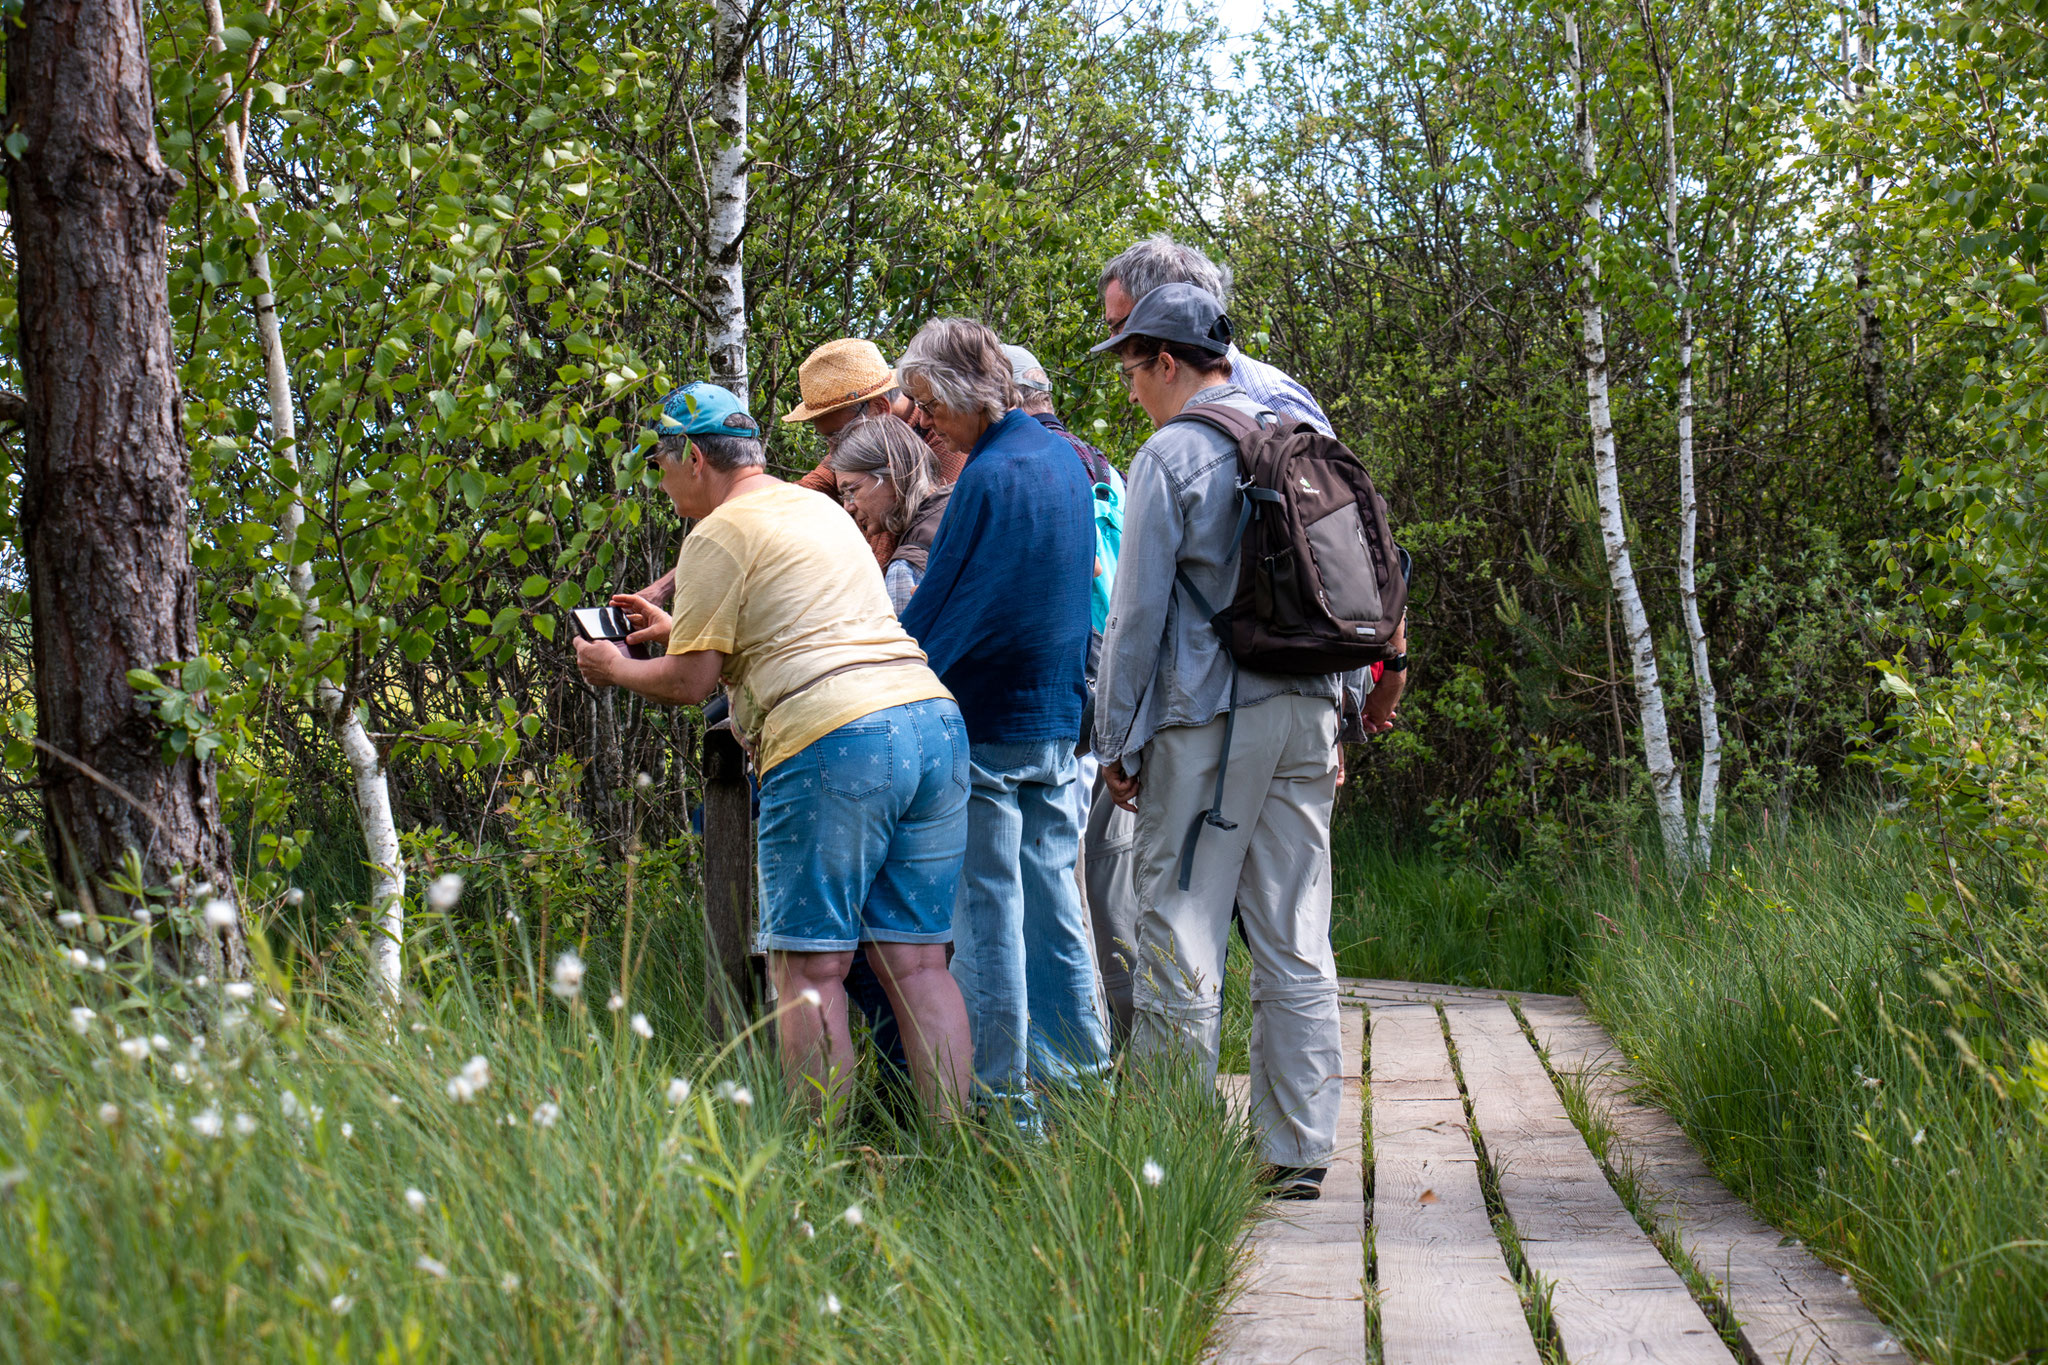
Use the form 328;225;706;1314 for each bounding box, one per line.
233;1113;257;1137
203;899;238;930
499;1271;522;1292
97;1103;121;1126
799;988;822;1007
426;873;464;911
64;948;89;970
414;1255;448;1280
715;1080;753;1109
1142;1159;1164;1187
225;982;255;1002
117;1036;153;1061
551;951;585;1000
285;887;305;907
631;1013;653;1039
405;1187;428;1213
56;911;83;929
822;1292;843;1316
607;993;624;1012
666;1077;692;1106
328;1293;354;1315
189;1108;223;1139
532;1102;560;1129
842;1204;864;1227
68;1006;95;1035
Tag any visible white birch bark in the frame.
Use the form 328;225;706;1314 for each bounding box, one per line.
208;1;407;993
705;0;751;402
1567;12;1689;867
1648;44;1723;862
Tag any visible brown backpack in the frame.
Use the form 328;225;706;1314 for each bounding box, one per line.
1164;403;1408;890
1167;404;1407;674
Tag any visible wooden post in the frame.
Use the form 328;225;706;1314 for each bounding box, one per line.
700;724;756;1035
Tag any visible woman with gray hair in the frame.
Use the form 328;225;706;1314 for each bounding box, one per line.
895;316;1111;1130
827;414;952;613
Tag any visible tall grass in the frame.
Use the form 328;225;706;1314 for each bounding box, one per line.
0;864;1259;1362
1329;808;2048;1363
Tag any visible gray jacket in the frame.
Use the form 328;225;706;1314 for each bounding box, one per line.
1092;383;1341;770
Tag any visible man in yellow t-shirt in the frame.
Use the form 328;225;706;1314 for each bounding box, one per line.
573;382;973;1118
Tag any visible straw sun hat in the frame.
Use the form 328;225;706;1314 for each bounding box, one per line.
781;338;897;423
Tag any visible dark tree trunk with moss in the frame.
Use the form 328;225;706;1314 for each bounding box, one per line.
4;0;245;975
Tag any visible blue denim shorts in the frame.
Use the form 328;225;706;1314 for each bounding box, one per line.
755;698;969;953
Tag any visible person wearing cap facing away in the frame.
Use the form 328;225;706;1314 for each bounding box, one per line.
786;338;966;564
574;382;976;1120
1089;286;1403;1201
894;318;1111;1129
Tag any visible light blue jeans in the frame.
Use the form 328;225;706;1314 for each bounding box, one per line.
953;740;1113;1117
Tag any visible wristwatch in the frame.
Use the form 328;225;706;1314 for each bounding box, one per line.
1383;652;1409;674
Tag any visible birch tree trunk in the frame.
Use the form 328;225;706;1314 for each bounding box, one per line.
6;0;246;974
1644;21;1723;862
1848;1;1898;482
1567;12;1689;867
207;1;407;995
705;0;751;402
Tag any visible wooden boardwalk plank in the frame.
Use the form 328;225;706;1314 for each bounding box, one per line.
1443;1001;1735;1365
1215;1009;1366;1362
1519;999;1905;1363
1369;1003;1541;1365
1339;977;1579;1009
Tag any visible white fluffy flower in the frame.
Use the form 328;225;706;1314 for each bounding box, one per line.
97;1102;121;1126
551;951;585;1000
171;1062;193;1085
116;1036;152;1061
630;1013;654;1039
532;1102;560;1129
232;1113;257;1137
607;993;625;1012
715;1080;753;1109
68;1006;95;1035
666;1077;692;1107
822;1291;843;1316
798;988;822;1008
499;1271;522;1292
284;887;305;907
414;1254;448;1280
328;1293;354;1315
341;1122;355;1140
426;873;465;911
405;1187;428;1213
634;771;653;790
64;948;90;971
134;906;153;926
1912;1127;1926;1146
88;954;105;973
225;982;255;1002
203;899;238;929
56;911;83;929
150;1034;170;1054
189;1108;224;1139
280;1089;305;1122
1142;1159;1164;1188
842;1204;863;1228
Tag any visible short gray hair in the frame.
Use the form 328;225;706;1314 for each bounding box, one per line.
826;415;937;538
657;431;765;472
1099;234;1233;308
896;318;1017;426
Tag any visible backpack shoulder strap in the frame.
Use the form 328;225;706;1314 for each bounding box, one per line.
1163;401;1280;445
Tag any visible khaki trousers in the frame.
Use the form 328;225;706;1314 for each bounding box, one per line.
1127;693;1342;1168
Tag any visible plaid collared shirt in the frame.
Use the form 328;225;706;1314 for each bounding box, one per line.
1228;347;1332;435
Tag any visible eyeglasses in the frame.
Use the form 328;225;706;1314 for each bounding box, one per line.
1117;356;1157;391
1107;311;1130;335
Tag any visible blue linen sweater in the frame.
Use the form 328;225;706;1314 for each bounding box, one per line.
899;408;1093;744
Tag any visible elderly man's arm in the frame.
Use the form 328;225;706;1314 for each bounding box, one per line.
575;638;725;706
1092;448;1181;798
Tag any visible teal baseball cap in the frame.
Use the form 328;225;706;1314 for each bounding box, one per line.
650;382;760;438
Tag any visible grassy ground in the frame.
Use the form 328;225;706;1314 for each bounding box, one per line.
0;872;1261;1363
1327;806;2048;1365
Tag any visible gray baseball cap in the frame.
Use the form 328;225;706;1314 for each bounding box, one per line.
1002;343;1053;393
1088;283;1235;356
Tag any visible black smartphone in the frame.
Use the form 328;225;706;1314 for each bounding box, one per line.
571;606;633;643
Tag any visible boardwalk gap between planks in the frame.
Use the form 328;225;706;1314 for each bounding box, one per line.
1210;980;1906;1365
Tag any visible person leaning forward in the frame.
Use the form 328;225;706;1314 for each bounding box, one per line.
894;318;1111;1130
1090;285;1364;1202
574;382;975;1120
786;338;965;565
